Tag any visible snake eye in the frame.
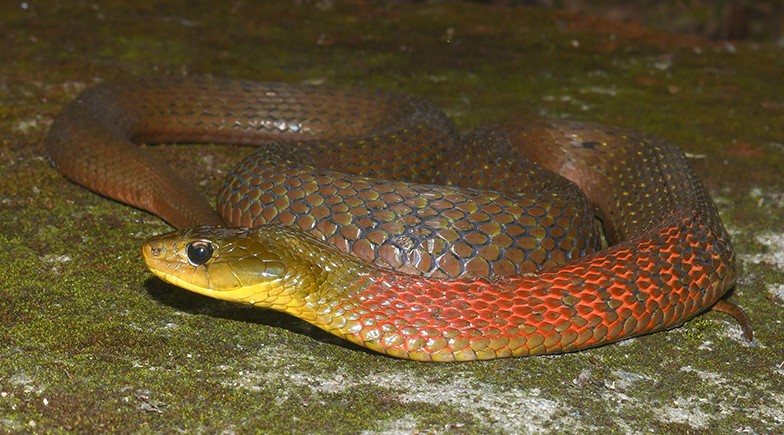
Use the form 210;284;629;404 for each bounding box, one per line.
186;241;214;266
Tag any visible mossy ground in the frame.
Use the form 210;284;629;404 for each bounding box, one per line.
1;1;782;433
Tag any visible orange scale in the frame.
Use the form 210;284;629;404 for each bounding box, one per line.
541;310;562;322
451;318;471;328
413;300;433;311
429;318;449;329
510;305;533;316
584;271;603;282
363;301;382;312
490;316;510;326
478;292;499;302
472;300;488;310
629;301;648;316
450;300;472;311
389;301;408;311
461;310;480;319
578;315;600;330
462;328;484;338
381;307;399;317
449;281;476;297
423;289;444;301
555;305;577;319
471;317;491;329
607;284;632;298
391;309;414;321
395;292;417;304
575;304;597;315
408;302;428;313
480;326;501;337
389;314;410;326
485;301;504;313
433;280;457;294
615;306;633;320
495;299;513;309
443;290;464;301
543;297;568;309
408;317;430;328
438;308;461;320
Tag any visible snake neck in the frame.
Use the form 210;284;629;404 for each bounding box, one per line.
249;227;379;322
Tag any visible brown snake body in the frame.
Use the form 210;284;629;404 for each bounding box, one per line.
45;79;750;361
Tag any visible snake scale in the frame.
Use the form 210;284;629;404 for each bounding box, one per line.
45;78;751;361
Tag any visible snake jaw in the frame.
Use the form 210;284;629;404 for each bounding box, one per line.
142;226;286;303
142;225;374;318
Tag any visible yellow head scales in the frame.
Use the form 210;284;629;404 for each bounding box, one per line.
141;225;372;322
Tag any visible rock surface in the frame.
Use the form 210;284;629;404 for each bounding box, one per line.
1;1;782;433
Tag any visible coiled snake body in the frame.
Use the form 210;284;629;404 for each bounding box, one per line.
46;79;750;361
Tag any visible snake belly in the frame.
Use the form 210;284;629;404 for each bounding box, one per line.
46;78;739;361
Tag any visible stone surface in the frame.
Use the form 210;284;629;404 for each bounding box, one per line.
1;1;782;433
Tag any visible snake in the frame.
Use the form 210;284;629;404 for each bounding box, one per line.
45;78;752;361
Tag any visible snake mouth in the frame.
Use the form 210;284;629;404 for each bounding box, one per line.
140;227;303;309
142;241;254;304
141;241;193;290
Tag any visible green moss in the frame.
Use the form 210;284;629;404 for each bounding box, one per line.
1;1;782;433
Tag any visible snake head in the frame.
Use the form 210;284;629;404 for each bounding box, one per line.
141;225;371;315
